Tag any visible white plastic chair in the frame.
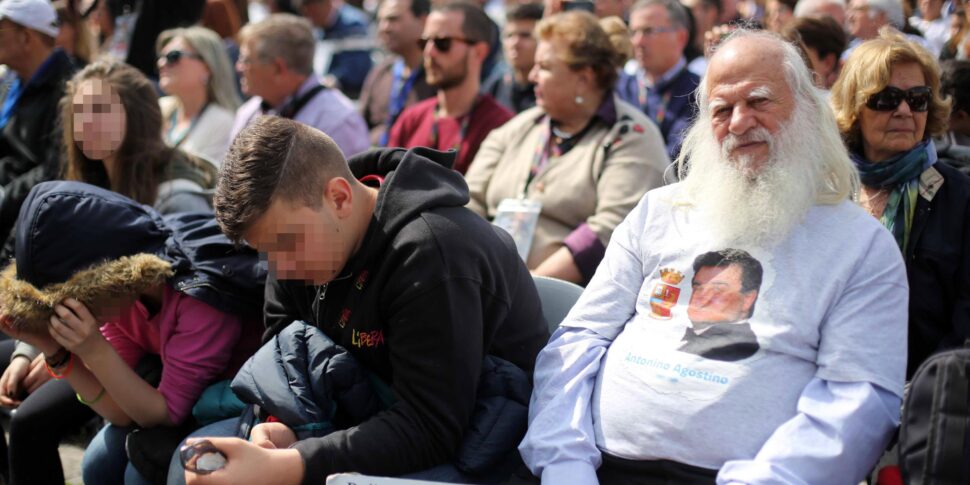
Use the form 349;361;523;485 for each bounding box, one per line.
532;275;585;333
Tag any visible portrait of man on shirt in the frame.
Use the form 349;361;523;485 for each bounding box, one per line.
678;249;762;362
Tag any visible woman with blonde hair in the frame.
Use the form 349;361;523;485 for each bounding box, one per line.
465;11;669;285
831;27;970;377
156;26;241;167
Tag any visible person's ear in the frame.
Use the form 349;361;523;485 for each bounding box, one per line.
473;41;490;63
272;57;287;75
325;177;354;217
742;291;758;316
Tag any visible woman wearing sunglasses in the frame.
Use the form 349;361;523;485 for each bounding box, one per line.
831;28;970;377
465;11;668;285
156;26;242;168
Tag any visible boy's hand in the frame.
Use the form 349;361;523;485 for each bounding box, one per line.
184;437;304;485
49;299;109;360
250;422;298;449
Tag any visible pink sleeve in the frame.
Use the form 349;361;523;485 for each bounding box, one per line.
101;323;145;369
157;294;242;425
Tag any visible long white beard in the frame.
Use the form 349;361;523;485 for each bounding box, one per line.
682;103;823;248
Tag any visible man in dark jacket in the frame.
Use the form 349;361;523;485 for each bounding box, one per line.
183;116;549;485
0;0;77;253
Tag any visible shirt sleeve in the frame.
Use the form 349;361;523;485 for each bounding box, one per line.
101;322;146;369
519;194;654;480
517;326;607;484
156;295;242;424
717;378;901;485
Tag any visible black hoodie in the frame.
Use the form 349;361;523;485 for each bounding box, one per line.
263;147;549;481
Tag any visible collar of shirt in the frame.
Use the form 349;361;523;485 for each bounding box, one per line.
637;56;687;92
260;74;322;114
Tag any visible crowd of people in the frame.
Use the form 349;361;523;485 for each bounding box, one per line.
0;0;968;484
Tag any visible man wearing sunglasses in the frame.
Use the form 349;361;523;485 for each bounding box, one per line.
0;0;76;257
386;0;512;174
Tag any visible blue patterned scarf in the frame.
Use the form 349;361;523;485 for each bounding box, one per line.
851;141;932;252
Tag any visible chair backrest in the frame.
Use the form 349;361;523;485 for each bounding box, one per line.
532;275;585;333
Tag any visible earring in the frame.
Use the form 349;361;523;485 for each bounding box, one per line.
575;95;584;105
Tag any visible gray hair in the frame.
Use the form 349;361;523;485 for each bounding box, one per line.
865;0;905;29
793;0;845;18
157;26;242;111
239;14;316;76
678;29;858;205
631;0;690;30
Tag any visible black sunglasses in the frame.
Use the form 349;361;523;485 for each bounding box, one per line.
179;440;227;475
865;86;932;112
158;50;203;65
418;36;478;53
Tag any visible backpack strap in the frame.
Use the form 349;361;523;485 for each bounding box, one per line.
926;355;969;480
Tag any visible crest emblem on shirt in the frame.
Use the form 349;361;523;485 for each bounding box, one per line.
649;268;684;319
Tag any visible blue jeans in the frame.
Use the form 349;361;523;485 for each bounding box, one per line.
82;423;153;485
167;417;240;485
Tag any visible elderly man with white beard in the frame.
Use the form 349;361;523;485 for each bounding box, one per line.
518;29;909;484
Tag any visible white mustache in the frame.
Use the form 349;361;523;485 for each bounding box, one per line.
721;128;772;154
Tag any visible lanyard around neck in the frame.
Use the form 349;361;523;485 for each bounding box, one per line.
429;95;481;151
166;102;209;148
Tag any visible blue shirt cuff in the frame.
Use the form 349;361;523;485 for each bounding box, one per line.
541;460;600;485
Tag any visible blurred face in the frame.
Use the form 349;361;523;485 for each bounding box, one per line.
0;20;27;68
847;0;885;39
687;265;757;324
378;0;426;55
529;38;588;121
594;0;628;18
55;20;77;56
804;46;837;88
765;0;794;32
503;19;538;74
422;10;475;89
72;79;126;160
949;12;965;41
629;4;687;77
157;37;211;97
244;197;352;285
706;41;795;175
918;0;943;20
681;0;718;45
859;62;929;162
302;0;335;28
236;40;276;98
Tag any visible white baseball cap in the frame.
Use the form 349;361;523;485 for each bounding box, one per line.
0;0;59;38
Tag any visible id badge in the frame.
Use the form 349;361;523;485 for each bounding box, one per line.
493;198;542;262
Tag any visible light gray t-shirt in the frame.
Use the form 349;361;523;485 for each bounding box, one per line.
574;184;908;469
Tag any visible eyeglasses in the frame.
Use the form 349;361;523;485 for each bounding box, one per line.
179;440;227;475
630;26;679;37
418;36;478;53
865;86;932;112
158;50;203;65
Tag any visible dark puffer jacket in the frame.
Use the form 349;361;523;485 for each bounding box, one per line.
231;321;532;476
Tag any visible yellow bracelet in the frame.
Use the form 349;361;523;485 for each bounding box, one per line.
76;387;106;406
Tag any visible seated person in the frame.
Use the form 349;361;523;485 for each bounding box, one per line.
231;14;370;158
0;0;77;261
466;11;669;285
0;181;263;484
520;30;908;483
387;1;513;174
178;116;549;484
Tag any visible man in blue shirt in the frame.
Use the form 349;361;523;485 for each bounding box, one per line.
520;29;907;484
616;0;699;161
301;0;375;98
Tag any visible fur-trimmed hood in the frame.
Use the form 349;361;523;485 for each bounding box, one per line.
3;182;266;331
0;254;173;333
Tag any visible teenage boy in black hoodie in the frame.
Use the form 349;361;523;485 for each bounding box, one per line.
183;116;549;485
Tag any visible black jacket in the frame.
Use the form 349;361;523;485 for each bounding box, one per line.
0;49;76;247
15;181;265;319
905;161;970;377
263;147;549;482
